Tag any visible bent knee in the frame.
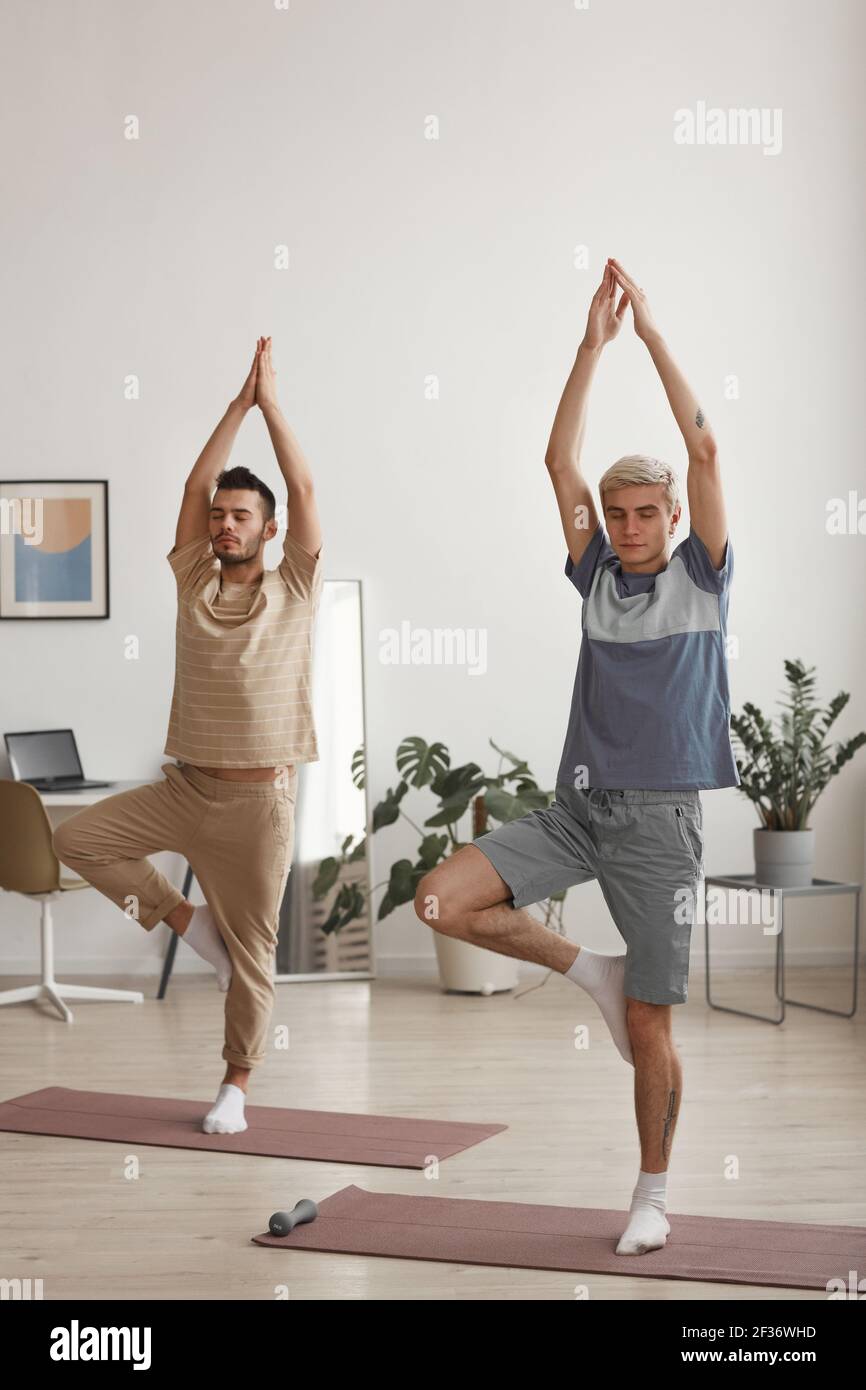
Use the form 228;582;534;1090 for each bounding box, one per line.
414;871;459;933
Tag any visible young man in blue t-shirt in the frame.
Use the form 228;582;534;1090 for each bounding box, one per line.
414;258;737;1256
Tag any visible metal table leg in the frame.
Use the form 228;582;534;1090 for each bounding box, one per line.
774;887;861;1019
705;886;786;1024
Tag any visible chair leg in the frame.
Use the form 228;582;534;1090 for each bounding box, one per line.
0;978;143;1018
0;984;43;1007
55;983;144;1003
1;896;147;1022
41;984;73;1023
29;896;146;1021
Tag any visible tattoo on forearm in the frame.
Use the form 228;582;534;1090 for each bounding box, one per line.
662;1088;677;1160
695;408;705;429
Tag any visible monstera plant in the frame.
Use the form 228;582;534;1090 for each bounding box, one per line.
313;737;564;987
730;657;865;885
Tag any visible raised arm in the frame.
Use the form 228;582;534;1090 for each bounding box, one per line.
545;265;629;567
607;257;728;568
255;337;322;560
173;342;261;550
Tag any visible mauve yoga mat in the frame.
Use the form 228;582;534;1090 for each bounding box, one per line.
0;1088;506;1167
251;1184;866;1291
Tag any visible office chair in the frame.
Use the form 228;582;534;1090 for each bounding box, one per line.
0;781;144;1021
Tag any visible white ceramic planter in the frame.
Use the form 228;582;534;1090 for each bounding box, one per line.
753;827;815;888
432;929;519;994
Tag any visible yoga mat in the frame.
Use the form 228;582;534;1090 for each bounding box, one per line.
0;1088;506;1167
251;1183;866;1291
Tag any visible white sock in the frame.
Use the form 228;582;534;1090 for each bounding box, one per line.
564;947;633;1066
202;1083;248;1135
616;1168;670;1255
182;904;232;992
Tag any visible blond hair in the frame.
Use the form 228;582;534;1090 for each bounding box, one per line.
599;454;679;517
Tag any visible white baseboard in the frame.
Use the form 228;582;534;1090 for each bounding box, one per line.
0;947;860;978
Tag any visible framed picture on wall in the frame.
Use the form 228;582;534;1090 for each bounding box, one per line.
0;479;109;620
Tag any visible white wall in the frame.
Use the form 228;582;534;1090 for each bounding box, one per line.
1;0;864;977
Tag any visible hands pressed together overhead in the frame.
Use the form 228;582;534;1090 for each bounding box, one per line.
236;336;279;412
584;257;660;349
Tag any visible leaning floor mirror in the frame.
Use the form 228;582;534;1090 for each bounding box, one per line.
274;579;374;981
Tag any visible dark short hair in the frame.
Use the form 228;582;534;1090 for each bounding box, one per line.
213;466;276;524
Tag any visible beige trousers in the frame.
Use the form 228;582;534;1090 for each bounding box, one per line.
51;761;297;1069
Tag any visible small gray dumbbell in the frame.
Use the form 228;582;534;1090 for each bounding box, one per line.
268;1199;318;1236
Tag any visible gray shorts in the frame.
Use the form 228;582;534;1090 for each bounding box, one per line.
471;784;704;1005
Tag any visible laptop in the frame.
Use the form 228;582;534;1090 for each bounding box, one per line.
4;729;114;791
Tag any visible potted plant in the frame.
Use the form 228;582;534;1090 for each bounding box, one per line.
313;737;568;993
730;658;865;886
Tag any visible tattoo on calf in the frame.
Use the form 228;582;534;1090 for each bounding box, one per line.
662;1088;677;1160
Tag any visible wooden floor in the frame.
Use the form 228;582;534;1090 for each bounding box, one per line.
1;965;864;1301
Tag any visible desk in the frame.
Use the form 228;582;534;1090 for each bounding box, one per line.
37;780;191;999
703;874;862;1025
38;782;143;807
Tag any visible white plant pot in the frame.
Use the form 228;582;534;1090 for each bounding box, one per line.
753;827;815;888
432;930;519;994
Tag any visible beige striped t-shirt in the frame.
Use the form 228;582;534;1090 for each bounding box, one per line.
164;528;324;769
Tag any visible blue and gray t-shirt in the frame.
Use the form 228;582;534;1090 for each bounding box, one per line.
556;522;740;791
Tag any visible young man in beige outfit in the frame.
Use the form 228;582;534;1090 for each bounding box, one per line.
53;338;323;1134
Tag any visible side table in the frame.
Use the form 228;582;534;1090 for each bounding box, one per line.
702;875;861;1025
